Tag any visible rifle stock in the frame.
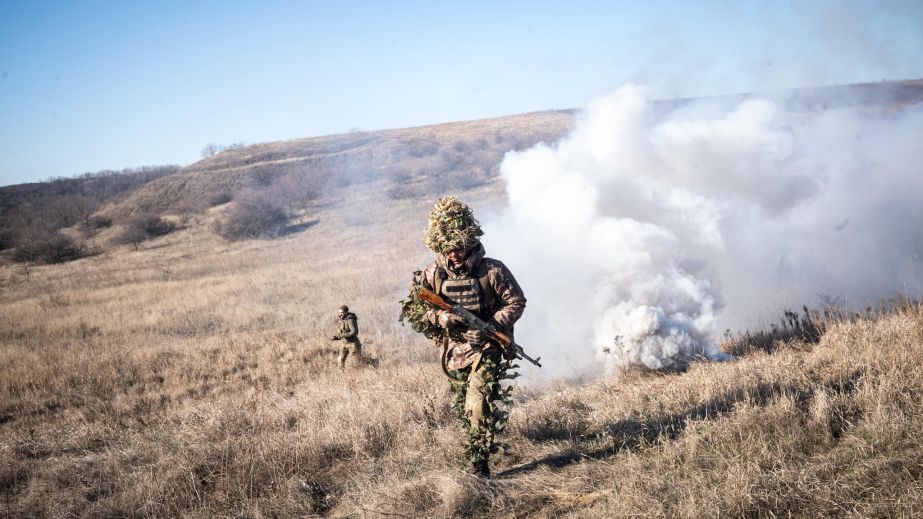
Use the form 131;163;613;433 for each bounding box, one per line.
416;288;452;311
416;287;541;368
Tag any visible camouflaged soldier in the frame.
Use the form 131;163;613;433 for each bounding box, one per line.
403;196;526;478
331;305;362;368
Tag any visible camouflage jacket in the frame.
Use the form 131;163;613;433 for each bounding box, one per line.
416;244;526;370
336;313;361;346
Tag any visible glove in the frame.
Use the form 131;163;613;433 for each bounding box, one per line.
462;328;488;347
330;335;342;341
437;311;465;329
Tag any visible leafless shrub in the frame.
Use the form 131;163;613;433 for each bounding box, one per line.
265;175;320;215
134;214;177;238
80;215;113;237
215;190;289;240
208;192;233;207
250;167;276;188
202;142;248;158
173;202;202;225
88;214;112;229
13;234;89;263
0;227;17;251
115;225;147;250
114;214;177;250
722;305;828;356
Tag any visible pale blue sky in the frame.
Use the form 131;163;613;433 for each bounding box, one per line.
1;0;921;186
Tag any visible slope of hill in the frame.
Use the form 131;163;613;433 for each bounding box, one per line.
101;79;923;221
1;193;921;517
2;80;923;517
103;110;575;219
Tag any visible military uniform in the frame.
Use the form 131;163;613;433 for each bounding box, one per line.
417;243;526;372
334;310;362;368
406;197;526;478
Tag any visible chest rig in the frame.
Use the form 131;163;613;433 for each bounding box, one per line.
434;262;495;319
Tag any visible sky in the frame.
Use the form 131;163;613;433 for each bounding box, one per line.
0;0;921;186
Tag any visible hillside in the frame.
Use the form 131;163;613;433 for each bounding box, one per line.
1;79;921;233
102;110;575;220
1;192;922;517
2;80;923;518
101;79;923;221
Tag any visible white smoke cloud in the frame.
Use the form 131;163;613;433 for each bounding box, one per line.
483;84;923;377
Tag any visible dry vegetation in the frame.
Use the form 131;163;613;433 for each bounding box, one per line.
2;173;923;518
102;110;574;220
3;95;923;517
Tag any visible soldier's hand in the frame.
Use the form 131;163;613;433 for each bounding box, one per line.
463;328;488;347
437;311;465;329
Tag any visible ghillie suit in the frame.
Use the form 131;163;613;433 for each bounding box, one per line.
400;196;526;477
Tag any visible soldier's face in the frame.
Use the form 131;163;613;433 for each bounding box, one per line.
447;247;467;268
337;310;346;319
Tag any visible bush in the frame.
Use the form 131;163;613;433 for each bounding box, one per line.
0;227;17;251
136;214;176;237
13;235;88;264
87;215;113;229
80;215;113;236
215;190;289;240
208;192;233;207
115;214;177;249
265;175;320;215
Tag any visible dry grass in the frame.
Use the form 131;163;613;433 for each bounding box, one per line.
3;178;923;518
103;110;574;220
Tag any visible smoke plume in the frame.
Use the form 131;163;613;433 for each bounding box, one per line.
484;84;923;377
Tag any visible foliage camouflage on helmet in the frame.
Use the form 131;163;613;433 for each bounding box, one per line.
423;196;483;254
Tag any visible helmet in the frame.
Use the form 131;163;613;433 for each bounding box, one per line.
423;196;483;254
338;305;349;313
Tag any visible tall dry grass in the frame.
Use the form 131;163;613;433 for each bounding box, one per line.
2;180;923;517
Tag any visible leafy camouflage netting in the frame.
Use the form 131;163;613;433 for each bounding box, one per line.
398;276;444;341
449;356;519;467
423;196;483;253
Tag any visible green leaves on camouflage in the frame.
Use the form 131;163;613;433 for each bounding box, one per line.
448;356;518;467
398;275;445;341
423;196;483;253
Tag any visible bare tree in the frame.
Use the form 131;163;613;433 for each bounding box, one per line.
46;195;97;229
201;143;220;158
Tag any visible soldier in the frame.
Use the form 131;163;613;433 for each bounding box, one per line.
331;305;362;368
402;196;526;478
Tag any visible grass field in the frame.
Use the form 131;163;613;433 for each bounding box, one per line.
0;96;923;518
3;170;923;517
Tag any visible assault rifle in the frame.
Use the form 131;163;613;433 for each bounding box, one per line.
416;286;542;368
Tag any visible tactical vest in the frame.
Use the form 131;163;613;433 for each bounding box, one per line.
337;314;361;344
434;262;495;318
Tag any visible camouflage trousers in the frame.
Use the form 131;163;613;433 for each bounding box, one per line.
338;341;362;368
448;354;513;470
